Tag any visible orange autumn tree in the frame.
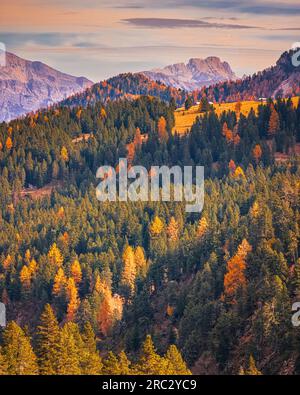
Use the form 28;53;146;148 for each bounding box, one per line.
268;105;280;137
252;144;262;163
166;305;174;317
96;276;123;336
66;277;80;321
76;109;82;120
5;137;12;150
223;240;252;302
167;217;179;243
233;134;241;146
134;127;142;147
158;116;168;142
228;159;236;174
224;255;246;301
98;296;113;336
222;122;233;143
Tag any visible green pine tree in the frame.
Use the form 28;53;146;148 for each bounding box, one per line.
165;345;191;375
2;321;38;375
135;335;167;375
36;304;61;375
0;346;8;375
102;351;121;375
118;351;131;374
81;322;102;375
57;324;81;375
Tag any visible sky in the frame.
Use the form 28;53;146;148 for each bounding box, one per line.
1;0;300;82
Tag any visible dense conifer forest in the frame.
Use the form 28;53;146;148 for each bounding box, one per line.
0;90;300;374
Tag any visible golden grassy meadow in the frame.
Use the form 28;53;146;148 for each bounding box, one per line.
173;97;300;135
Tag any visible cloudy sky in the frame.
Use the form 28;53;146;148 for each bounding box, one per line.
1;0;300;81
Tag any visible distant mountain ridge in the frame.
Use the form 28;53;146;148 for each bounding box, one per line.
2;50;300;123
61;72;188;109
61;50;300;111
143;56;237;91
199;49;300;102
0;52;93;122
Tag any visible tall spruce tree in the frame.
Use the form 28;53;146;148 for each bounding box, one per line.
36;304;61;375
2;321;38;375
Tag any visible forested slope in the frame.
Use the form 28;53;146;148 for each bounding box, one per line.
0;94;299;374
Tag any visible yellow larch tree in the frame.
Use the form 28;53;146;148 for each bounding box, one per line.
57;206;64;219
94;274;109;295
250;201;260;219
2;254;12;270
60;146;69;162
234;166;245;178
52;268;67;297
197;217;208;238
236;239;252;260
25;249;31;264
100;108;107;119
134;246;148;278
121;246;136;294
28;259;38;277
149;216;164;237
66;277;80;321
71;259;82;285
20;265;31;290
48;243;63;267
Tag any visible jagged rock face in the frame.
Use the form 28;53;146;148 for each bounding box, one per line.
0;52;93;122
143;56;237;91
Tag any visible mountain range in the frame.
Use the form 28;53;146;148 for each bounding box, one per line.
0;52;93;122
62;49;300;112
199;49;300;102
1;50;300;123
143;56;237;91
